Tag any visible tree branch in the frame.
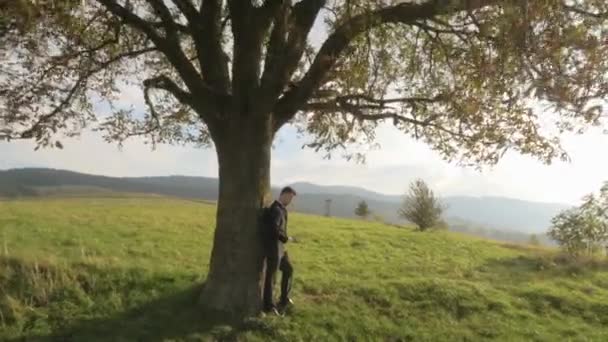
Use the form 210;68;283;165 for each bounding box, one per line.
197;0;230;93
170;0;199;22
149;20;189;33
256;0;290;34
414;19;474;44
228;0;266;113
143;75;195;108
259;1;289;104
335;94;447;106
303;96;464;139
260;0;325;110
96;0;163;43
227;0;253;24
141;74;196;135
98;0;227;124
274;0;500;129
170;0;232;94
563;4;608;19
19;75;87;140
146;0;180;40
16;46;157;140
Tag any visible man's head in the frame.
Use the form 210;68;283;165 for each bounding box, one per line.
278;186;297;207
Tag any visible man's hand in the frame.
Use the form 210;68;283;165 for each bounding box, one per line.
288;236;298;243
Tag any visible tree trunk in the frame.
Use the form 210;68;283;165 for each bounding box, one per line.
199;115;274;317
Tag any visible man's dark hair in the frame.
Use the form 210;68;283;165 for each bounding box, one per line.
281;186;297;196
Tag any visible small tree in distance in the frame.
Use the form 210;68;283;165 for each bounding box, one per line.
399;179;444;231
355;200;371;220
529;234;540;246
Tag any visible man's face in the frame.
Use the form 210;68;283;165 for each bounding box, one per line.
280;193;295;207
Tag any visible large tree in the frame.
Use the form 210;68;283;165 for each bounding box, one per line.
1;0;607;316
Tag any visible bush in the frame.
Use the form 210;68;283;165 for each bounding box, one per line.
548;182;608;257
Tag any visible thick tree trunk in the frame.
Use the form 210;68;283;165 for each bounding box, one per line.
199;115;274;317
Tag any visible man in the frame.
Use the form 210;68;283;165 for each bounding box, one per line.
262;186;296;315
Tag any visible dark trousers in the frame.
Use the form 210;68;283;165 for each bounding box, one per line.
263;248;293;310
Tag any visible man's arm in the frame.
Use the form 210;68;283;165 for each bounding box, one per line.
270;206;289;243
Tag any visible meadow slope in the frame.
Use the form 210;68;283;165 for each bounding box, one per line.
1;197;607;341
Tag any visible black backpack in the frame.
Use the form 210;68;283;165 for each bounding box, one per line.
258;205;273;238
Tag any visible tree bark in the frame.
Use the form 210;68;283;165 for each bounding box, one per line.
199;114;274;317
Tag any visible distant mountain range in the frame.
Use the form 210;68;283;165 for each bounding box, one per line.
288;181;569;234
0;168;571;244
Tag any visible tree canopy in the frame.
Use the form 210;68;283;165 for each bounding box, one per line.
1;0;607;164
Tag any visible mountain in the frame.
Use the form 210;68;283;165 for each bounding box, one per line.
0;168;219;199
290;181;402;202
289;182;569;234
0;168;570;242
442;196;568;234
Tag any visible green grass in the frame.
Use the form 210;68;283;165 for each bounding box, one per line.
1;197;608;341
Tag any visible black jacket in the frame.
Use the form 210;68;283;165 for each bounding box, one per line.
265;200;289;244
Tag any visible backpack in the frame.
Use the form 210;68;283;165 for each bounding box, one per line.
258;205;273;238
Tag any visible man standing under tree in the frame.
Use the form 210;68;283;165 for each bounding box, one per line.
262;186;296;315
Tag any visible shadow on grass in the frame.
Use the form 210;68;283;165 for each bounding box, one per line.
1;257;273;342
18;288;199;342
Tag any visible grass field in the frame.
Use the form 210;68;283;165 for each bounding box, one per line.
1;197;608;341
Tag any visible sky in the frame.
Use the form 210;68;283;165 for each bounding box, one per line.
2;9;608;205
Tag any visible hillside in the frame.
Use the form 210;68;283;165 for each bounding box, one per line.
0;168;220;199
0;168;570;241
1;197;607;341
